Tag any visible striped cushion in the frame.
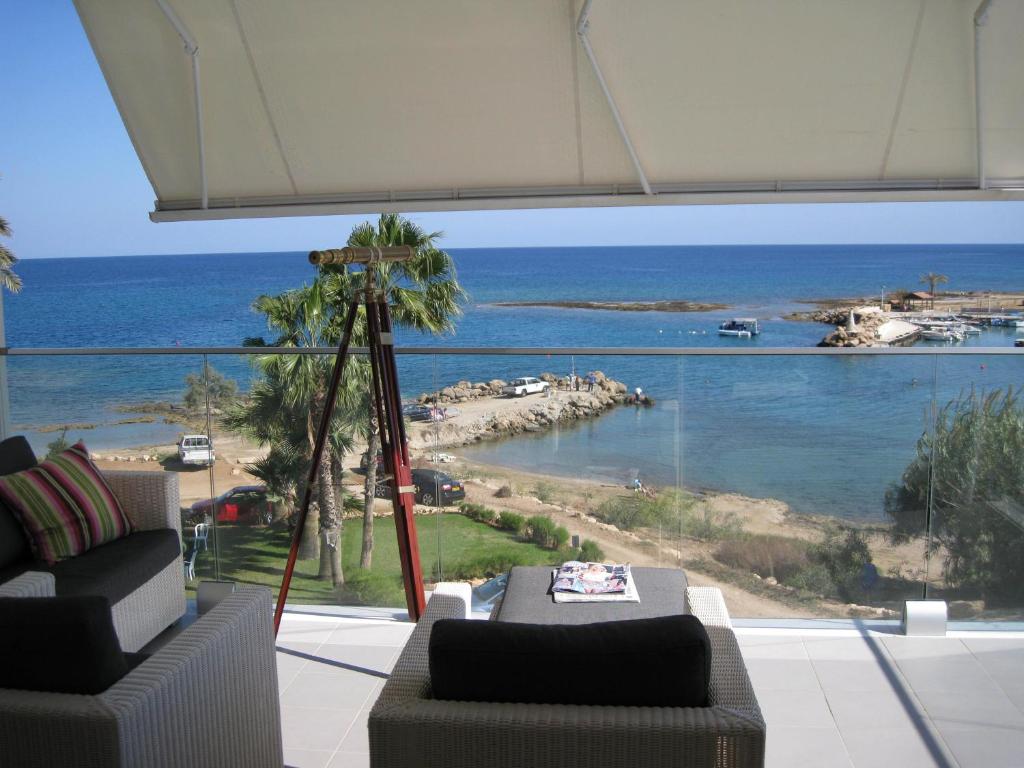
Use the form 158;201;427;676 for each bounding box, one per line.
0;442;131;564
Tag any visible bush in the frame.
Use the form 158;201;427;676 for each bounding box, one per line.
440;548;535;581
459;502;496;524
683;504;743;542
494;484;513;499
886;387;1024;600
595;488;702;532
579;538;605;562
813;525;874;601
787;563;834;596
527;515;558;548
45;428;71;459
183;365;238;411
552;525;570;550
533;481;557;504
715;535;811;584
497;511;526;534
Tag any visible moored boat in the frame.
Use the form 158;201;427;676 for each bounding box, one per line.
718;318;760;337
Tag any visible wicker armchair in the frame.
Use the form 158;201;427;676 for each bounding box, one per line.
0;470;186;651
369;584;765;768
0;587;283;768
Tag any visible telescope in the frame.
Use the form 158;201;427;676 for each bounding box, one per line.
309;245;415;266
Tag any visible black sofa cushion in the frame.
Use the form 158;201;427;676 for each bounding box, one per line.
45;528;182;605
0;436;36;570
0;595;134;694
429;614;712;707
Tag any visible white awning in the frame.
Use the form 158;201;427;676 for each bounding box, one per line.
73;0;1024;221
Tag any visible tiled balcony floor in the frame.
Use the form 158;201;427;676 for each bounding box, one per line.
275;612;1024;768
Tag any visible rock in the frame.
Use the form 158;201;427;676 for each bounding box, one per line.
539;372;557;383
231;467;241;476
764;576;778;586
440;387;456;400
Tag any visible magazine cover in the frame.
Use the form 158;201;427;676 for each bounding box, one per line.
551;561;640;603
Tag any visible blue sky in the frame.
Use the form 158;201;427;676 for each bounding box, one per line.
2;2;1022;261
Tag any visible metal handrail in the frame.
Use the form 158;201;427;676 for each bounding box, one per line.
0;345;1021;356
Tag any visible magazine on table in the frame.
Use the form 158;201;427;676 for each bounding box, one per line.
551;561;640;603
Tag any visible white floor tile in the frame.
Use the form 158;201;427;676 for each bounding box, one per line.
940;725;1024;768
757;688;835;729
841;727;952;768
765;727;852;768
824;688;927;731
745;658;822;691
281;671;381;710
280;706;361;753
327;752;370;768
283;747;334;768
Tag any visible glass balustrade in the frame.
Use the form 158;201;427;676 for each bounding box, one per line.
3;347;1021;626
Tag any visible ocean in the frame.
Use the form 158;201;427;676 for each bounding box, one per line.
5;244;1023;521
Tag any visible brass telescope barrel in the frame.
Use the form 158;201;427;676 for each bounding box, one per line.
309;245;415;266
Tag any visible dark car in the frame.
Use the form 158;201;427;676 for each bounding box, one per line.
374;468;466;507
190;485;272;525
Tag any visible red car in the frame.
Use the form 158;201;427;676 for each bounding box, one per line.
190;485;272;525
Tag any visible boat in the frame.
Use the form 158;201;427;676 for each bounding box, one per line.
1016;338;1024;348
920;327;965;342
1011;319;1024;328
718;318;760;337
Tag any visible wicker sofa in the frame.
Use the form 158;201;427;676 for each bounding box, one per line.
0;439;186;652
0;585;283;768
369;582;765;768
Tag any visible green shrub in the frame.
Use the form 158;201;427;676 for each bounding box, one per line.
460;502;499;525
813;525;873;601
715;534;811;583
497;511;526;534
533;481;557;504
595;488;703;532
552;525;570;550
45;428;71;459
440;548;537;580
579;539;605;562
527;515;558;548
787;563;834;596
887;387;1024;600
683;504;743;542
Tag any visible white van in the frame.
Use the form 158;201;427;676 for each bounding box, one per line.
178;434;215;466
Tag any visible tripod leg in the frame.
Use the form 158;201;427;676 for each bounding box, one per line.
273;296;361;635
366;293;427;620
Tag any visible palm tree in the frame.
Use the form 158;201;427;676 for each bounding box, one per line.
920;272;949;309
0;215;24;293
226;280;359;585
318;213;466;569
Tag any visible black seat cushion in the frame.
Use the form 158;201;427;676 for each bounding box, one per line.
45;529;181;605
429;614;712;707
0;595;133;694
0;436;37;570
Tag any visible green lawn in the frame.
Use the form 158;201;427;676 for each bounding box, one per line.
187;513;559;608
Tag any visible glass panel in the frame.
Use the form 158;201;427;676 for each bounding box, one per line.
927;352;1024;622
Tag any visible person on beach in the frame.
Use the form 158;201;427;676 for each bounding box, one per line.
574;375;581;391
633;476;644;494
587;372;596;392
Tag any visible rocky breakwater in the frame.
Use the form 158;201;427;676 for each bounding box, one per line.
818;309;889;348
406;372;629;450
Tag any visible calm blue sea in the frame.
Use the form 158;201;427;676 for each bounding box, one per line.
5;244;1023;520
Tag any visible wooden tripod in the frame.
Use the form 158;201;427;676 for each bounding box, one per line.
273;245;427;635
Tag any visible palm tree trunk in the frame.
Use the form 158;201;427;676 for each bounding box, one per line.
317;458;343;585
297;496;320;560
360;427;378;569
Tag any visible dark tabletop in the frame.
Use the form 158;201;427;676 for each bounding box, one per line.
493;566;688;625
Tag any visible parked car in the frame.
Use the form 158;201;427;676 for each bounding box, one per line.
471;573;509;613
374;468;466;506
502;377;550;397
177;434;215;466
190;485;272;525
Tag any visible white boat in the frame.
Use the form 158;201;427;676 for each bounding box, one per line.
920;328;964;342
718;318;760;337
1011;319;1024;328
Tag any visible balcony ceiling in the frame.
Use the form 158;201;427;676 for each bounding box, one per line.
73;0;1024;221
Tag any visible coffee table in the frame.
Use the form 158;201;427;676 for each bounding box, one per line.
491;565;688;624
